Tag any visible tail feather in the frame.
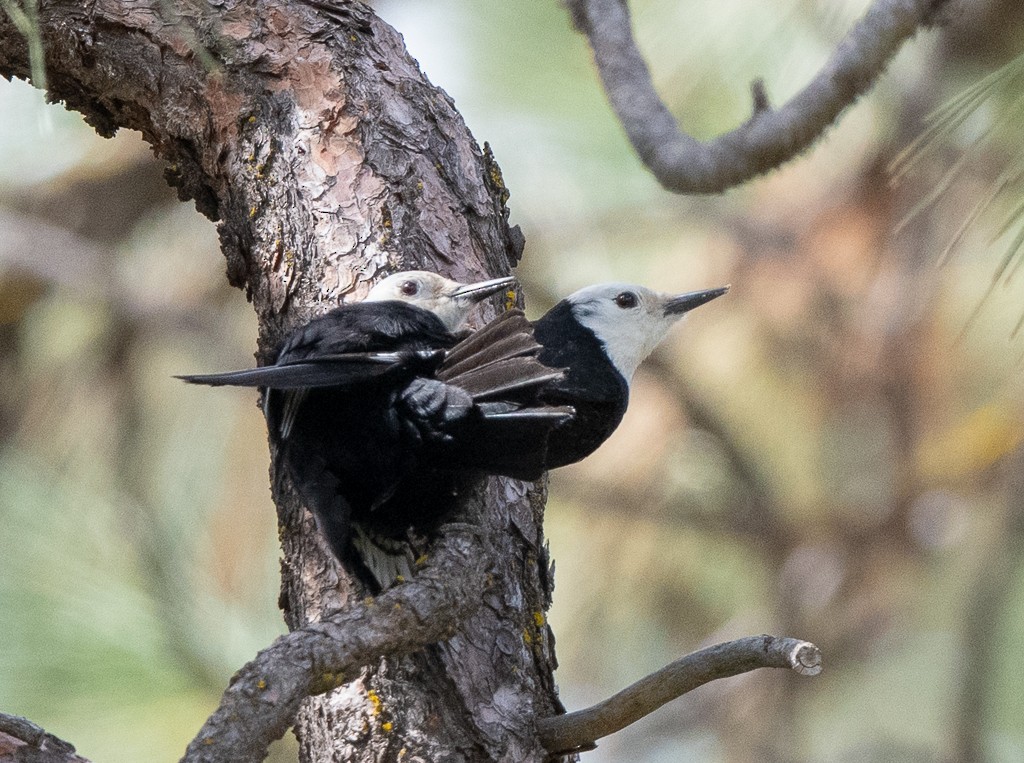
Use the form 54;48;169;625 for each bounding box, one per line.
477;404;575;424
450;358;565;401
439;310;535;372
438;311;567;403
427;310;571;479
439;332;538;379
350;525;416;592
274;388;309;439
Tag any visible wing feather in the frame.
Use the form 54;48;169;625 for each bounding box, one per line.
177;350;444;390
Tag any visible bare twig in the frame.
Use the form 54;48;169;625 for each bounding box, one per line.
0;713;90;762
566;0;953;193
181;525;490;763
536;635;821;755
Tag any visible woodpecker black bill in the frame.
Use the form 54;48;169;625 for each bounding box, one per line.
532;282;729;468
178;271;571;589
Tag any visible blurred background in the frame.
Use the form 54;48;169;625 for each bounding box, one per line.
2;0;1024;760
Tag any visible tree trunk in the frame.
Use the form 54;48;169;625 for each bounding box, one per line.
0;1;563;759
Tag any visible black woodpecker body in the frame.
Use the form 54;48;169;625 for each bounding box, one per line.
178;271;570;589
532;282;729;467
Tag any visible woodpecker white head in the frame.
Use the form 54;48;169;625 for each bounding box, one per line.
365;271;515;331
567;283;728;382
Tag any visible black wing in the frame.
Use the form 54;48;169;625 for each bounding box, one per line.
410;310;574;481
176;350;445;390
176;302;456;392
276;301;456;362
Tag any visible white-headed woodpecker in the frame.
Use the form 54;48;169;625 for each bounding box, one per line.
532;282;729;467
178;271;571;588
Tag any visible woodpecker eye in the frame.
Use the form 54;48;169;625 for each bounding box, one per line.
399;280;420;296
614;291;638;309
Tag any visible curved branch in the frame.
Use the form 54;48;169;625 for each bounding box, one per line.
536;635;822;755
181;526;489;763
567;0;953;194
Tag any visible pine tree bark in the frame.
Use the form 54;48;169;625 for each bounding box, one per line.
0;1;562;759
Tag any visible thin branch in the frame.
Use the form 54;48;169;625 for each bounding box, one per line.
567;0;953;194
536;635;822;755
181;525;490;763
0;713;90;762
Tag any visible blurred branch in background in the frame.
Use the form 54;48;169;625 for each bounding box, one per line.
566;0;954;193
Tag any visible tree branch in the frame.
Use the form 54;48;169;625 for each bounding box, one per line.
535;635;822;755
0;713;91;762
181;525;489;763
566;0;953;193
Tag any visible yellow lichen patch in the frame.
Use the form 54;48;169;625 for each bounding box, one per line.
256;678;267;690
414;554;429;566
504;289;517;311
203;738;215;746
393;602;402;610
382;722;394;732
310;672;347;694
522;628;533;645
363;596;375;606
488;164;505;190
367;689;383;716
532;611;546;628
483;143;510;205
249;206;258;218
395;574;405;583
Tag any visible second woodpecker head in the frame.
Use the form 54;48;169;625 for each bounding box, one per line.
365;271;515;331
566;282;728;382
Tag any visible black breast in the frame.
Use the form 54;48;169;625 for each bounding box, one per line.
532;300;629;467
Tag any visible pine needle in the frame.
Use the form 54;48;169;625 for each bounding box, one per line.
935;168;1016;268
0;0;48;93
890;53;1024;183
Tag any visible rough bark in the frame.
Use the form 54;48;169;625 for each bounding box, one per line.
0;1;558;760
0;713;91;763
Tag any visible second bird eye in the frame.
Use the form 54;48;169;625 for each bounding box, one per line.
614;292;638;309
400;281;419;296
